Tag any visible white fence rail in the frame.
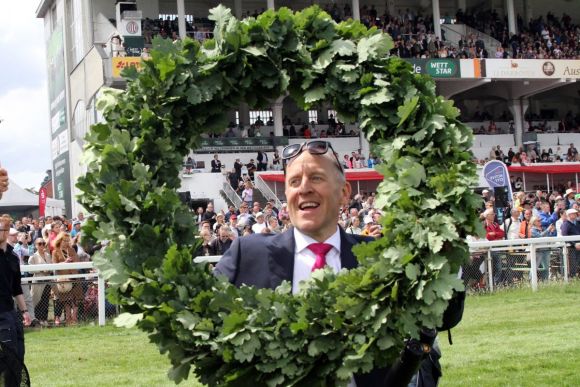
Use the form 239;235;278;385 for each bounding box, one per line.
20;262;107;326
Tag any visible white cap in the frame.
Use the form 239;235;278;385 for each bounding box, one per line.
566;188;575;196
482;189;489;194
9;228;18;235
566;209;578;215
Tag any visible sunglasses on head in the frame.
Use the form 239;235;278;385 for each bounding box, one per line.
282;140;344;174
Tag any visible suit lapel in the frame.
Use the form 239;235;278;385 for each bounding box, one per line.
340;228;359;270
268;228;295;289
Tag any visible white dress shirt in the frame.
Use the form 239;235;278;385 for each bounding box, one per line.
292;226;342;294
292;226;357;387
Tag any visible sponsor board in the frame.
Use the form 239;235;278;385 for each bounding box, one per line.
112;57;142;77
407;59;461;78
482;59;580;79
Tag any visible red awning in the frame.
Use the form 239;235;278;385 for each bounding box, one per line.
508;164;580;174
259;169;384;182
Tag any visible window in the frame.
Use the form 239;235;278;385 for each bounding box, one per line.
68;0;85;66
327;109;337;122
308;110;318;124
249;110;272;125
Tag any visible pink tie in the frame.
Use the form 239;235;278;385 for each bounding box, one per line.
308;243;333;272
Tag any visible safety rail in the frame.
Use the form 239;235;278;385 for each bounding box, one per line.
254;173;283;209
467;235;580;291
222;182;243;208
20;262;107;326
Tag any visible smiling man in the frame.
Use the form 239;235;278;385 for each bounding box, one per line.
214;140;439;386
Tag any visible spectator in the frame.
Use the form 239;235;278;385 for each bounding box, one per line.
203;203;217;228
346;217;363;235
209;226;233;255
561;208;580;277
257;150;269;171
530;216;556;281
241;181;254;207
251;212;267;234
211;154;222;173
52;232;82;326
28;238;52;327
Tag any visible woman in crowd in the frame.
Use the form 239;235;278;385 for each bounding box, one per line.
28;238;53;326
196;229;213;257
241;181;254;207
52;232;82;326
346;217;363;235
267;216;281;234
529;216;556;281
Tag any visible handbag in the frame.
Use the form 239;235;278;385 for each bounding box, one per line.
56;278;73;293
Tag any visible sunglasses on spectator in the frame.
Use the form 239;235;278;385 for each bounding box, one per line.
282;140;343;174
36;242;46;246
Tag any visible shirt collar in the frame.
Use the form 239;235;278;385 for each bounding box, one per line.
293;226;341;255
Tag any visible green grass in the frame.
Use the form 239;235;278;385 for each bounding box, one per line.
24;281;580;386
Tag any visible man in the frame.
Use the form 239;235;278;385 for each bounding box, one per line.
209;226;233;255
0;167;8;200
216;140;442;385
251;212;267;234
483;209;505;285
71;221;82;238
565;188;576;209
257;150;268;171
233;158;243;181
538;201;559;229
561;208;580;277
501;208;521;241
210;154;222;173
0;214;31;385
203;203;217;228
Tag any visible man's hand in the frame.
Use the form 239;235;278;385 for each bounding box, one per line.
368;224;383;239
22;311;31;326
0;167;8;199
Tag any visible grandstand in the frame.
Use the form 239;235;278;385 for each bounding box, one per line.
35;0;580;215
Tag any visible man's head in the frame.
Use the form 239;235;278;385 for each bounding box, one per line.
483;209;495;222
567;208;578;222
77;212;85;221
284;149;351;242
511;208;521;219
218;226;231;242
255;212;265;224
200;220;211;233
540;201;551;213
206;203;214;212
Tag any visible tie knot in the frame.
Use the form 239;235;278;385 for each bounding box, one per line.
307;242;333;257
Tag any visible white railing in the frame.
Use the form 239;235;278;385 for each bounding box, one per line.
467;235;580;291
254;173;283;209
222;182;243;208
21;262;106;326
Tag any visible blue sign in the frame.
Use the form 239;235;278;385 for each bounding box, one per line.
483;160;513;204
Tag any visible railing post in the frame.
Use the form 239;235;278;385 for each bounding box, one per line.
98;272;106;326
487;249;494;292
562;244;569;283
530;243;538;291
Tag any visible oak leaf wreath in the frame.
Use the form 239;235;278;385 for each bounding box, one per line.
78;6;482;386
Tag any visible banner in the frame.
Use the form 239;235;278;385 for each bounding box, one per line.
483;160;513;204
46;23;72;217
197;137;289;153
112;57;142;77
39;187;47;217
482;59;580;79
407;58;461;78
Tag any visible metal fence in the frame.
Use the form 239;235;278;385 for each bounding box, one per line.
20;262;112;327
466;235;580;292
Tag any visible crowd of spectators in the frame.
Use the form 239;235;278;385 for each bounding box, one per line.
457;9;580;59
193;190;382;257
6;213;110;328
478;186;580;284
476;143;580;166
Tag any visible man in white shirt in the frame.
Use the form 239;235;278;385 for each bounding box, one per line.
501;208;522;240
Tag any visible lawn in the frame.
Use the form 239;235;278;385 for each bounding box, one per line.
24;281;580;386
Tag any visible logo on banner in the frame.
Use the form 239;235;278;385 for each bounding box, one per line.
483;160;513;203
542;61;555;76
126;21;139;34
39;187;47;217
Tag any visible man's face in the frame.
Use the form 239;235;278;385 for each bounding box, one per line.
541;203;550;213
253;204;261;213
219;229;229;241
285;151;351;241
569;212;578;222
207;204;214;212
0;219;9;244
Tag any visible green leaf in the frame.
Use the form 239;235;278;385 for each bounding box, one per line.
304;86;326;103
114;312;143;328
397;96;420;128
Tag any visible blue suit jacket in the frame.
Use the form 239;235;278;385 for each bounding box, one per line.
214;228;391;386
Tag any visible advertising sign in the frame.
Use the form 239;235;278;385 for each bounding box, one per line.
407;59;461;78
482;59;580;79
46;23;71;217
39;187;47;217
112;57;142;77
483;160;513;204
197;137;289;153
